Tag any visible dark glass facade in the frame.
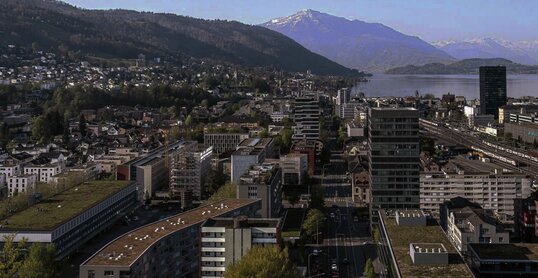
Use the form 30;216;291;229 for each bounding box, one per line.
480;66;507;119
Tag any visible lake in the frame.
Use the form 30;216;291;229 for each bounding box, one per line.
353;74;538;99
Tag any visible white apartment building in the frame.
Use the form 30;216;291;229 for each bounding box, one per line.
446;206;509;253
200;216;280;278
0;164;22;178
204;133;249;154
420;156;532;223
7;174;37;197
24;163;63;183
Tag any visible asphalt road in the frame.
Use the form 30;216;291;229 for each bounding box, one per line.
323;201;375;278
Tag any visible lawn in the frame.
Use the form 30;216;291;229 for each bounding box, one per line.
1;181;130;230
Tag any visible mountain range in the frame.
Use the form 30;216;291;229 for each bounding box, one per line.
386;58;538;75
261;9;455;72
0;0;359;76
433;38;538;65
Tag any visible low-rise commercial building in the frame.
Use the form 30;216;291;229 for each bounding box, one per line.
200;216;281;278
80;199;261;278
237;163;282;218
0;181;137;259
280;153;307;185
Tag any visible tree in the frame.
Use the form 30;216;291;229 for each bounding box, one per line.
0;235;26;277
206;182;236;202
205;169;224;196
302;209;326;239
225;246;299;278
19;243;57;278
258;128;269;138
364;258;375;278
185;114;193;126
168;126;182;141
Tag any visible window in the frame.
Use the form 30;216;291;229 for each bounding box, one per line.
104;270;114;276
88;270;96;278
499;237;504;243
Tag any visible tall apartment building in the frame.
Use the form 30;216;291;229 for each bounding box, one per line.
480;66;507;119
200;216;281;278
230;138;273;184
204;133;249;154
420;156;532;223
336;88;351;106
80;199;261;278
237;163;282;218
368;108;420;209
292;92;321;140
169;141;213;206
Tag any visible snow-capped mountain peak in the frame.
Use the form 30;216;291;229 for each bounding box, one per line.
433;37;538;65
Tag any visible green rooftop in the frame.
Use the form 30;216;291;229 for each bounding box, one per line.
1;181;131;230
382;214;473;278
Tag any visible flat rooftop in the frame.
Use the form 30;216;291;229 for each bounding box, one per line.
469;243;538;261
82;199;259;267
445;156;509;174
1;181;131;231
202;217;280;229
381;213;472;277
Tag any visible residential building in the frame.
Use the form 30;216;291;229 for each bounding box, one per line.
444;202;509;253
480;66;507;119
0;163;22;177
347;122;365;137
23;162;64;183
230;138;273;184
79;199;261;278
421;156;532;223
7;174;37;197
377;209;472;278
292;92;320;140
200;216;281;278
0;181;137;259
352;171;370;204
368;108;420;210
467;243;538;277
237;163;283;218
280;153;308;185
136;157;167;199
169;141;213;206
204;133;249;154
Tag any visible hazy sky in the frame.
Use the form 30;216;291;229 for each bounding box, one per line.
63;0;538;42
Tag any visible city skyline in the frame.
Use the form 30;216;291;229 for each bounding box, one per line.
63;0;538;42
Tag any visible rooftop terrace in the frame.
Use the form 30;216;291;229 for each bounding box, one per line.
83;199;259;267
381;213;472;277
1;181;131;231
